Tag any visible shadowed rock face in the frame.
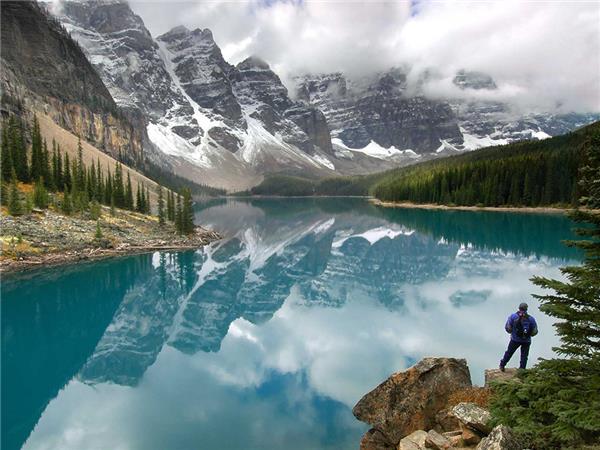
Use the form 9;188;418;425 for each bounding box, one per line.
352;357;473;446
0;1;114;110
295;71;464;153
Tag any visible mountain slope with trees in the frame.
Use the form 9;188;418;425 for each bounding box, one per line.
372;122;600;207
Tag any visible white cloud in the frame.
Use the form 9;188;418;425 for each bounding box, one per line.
129;0;600;113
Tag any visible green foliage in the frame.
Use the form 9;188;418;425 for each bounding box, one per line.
489;131;600;449
33;177;49;209
125;173;134;210
89;200;101;220
61;189;72;215
157;185;165;226
372;123;600;207
250;175;316;196
175;194;183;234
141;159;226;197
7;170;23;216
94;220;103;240
179;188;195;235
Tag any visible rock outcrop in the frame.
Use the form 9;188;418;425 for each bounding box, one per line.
295;70;464;154
484;369;519;388
353;357;472;446
475;426;521;450
451;403;492;434
353;359;527;450
0;1;143;161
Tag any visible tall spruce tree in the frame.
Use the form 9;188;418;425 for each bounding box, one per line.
8;117;28;182
489;133;600;449
145;185;151;214
7;169;22;216
157;185;165;226
63;153;72;191
166;189;173;221
181;188;194;234
125;172;134;210
175;194;183;233
1;125;13;182
33;177;49;209
30;116;42;181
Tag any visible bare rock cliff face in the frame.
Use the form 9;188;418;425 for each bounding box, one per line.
0;1;143;161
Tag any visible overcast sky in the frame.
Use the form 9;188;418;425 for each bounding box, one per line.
129;0;600;113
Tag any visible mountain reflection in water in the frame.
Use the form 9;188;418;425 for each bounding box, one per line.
1;198;579;450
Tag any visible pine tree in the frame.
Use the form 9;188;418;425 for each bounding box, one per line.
489;132;600;449
166;189;173;221
175;194;183;233
1;125;13;183
113;162;125;208
104;170;113;205
77;136;85;188
30;116;42;181
42;138;51;188
63;153;72;191
9;117;28;182
181;188;194;234
50;140;58;191
33;177;49;209
94;220;103;240
136;182;143;212
96;158;103;200
61;188;72;215
146;186;151;214
7;169;22;216
125;172;134;210
157;185;165;226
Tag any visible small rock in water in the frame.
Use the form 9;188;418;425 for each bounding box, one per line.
475;425;521;450
451;402;492;434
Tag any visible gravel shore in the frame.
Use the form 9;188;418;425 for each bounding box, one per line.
0;207;221;273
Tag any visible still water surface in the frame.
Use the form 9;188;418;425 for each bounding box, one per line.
1;198;580;450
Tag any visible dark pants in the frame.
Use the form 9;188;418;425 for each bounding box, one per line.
501;339;531;369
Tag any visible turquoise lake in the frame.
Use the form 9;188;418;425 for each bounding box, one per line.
1;198;581;450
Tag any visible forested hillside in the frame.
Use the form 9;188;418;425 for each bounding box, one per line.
246;122;600;203
372;121;600;207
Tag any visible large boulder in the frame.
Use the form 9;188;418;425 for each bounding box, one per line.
353;358;472;445
475;425;521;450
451;402;492;434
484;369;519;388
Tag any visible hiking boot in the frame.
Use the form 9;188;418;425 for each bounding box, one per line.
499;362;505;372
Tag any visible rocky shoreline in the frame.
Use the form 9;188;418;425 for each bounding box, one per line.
0;207;221;274
353;358;522;450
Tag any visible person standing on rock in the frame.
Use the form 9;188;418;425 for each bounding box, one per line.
499;302;538;371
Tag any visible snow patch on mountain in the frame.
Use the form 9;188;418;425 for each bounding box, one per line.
332;138;420;161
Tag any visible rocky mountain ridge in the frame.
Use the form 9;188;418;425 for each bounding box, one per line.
0;1;144;163
42;0;600;190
